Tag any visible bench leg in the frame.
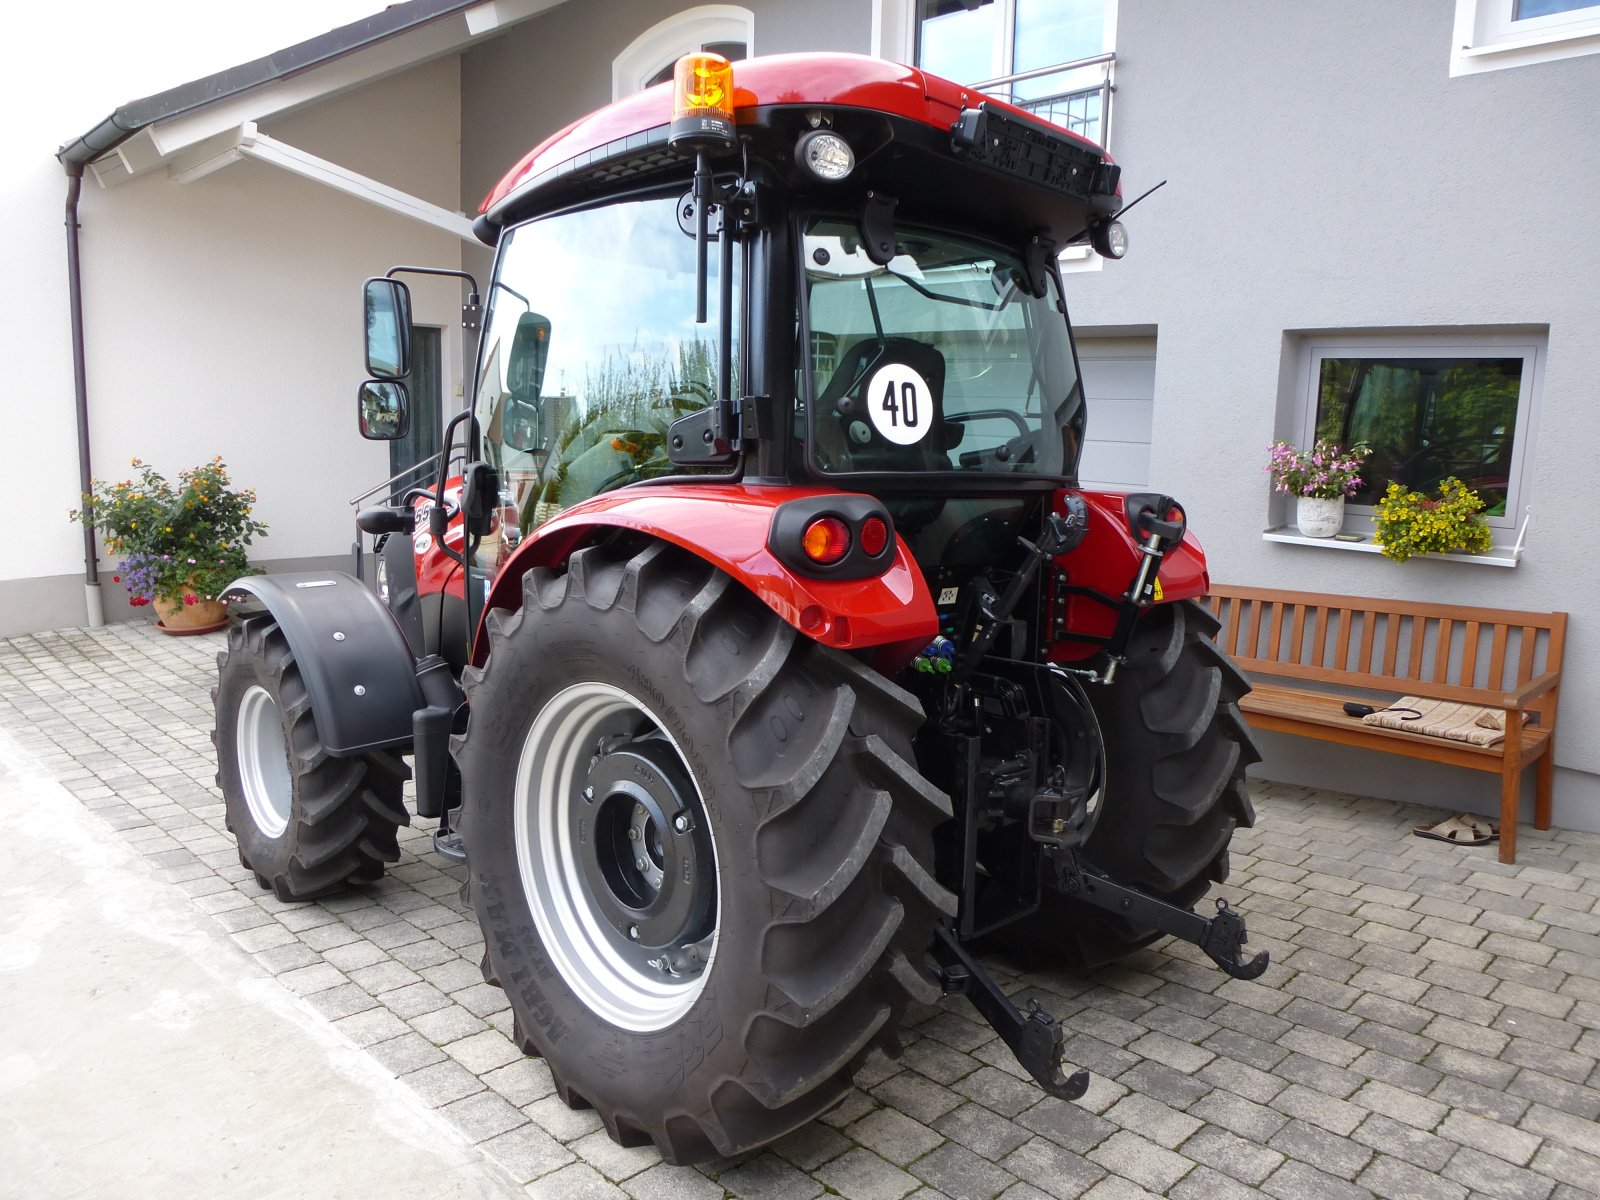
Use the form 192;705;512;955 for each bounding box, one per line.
1535;749;1554;832
1498;765;1519;865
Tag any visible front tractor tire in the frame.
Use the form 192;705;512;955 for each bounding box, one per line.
214;615;410;901
455;541;954;1163
1012;598;1260;966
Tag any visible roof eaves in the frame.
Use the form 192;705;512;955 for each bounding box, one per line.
57;0;481;167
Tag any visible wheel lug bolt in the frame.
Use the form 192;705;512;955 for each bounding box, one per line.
627;828;639;841
628;925;639;940
582;786;594;802
636;859;647;871
672;814;691;833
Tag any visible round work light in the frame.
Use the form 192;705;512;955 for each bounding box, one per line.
796;130;855;182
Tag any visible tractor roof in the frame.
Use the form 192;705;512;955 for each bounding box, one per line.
477;53;1117;243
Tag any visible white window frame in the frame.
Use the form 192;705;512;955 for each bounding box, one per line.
1450;0;1600;75
1284;331;1544;544
612;5;754;100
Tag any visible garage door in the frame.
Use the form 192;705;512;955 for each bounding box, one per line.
1076;336;1156;490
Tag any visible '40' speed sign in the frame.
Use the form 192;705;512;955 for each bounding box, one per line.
865;363;933;446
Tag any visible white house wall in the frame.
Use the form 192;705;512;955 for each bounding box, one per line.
2;55;465;635
1063;1;1600;831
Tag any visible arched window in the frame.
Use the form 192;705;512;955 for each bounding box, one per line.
612;5;754;99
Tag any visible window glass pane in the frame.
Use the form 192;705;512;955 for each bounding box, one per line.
802;218;1083;479
917;0;997;84
474;195;737;536
1514;0;1598;18
1013;0;1102;76
1314;357;1521;516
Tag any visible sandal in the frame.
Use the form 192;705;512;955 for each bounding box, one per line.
1413;815;1498;846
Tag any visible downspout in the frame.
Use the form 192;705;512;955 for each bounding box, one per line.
64;163;104;628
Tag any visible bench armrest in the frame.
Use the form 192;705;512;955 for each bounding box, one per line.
1502;670;1561;710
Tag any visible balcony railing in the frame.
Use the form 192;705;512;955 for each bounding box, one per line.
973;51;1117;148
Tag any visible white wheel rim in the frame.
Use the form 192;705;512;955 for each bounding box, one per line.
514;681;720;1032
236;685;293;839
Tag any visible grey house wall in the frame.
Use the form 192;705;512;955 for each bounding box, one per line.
1066;1;1600;831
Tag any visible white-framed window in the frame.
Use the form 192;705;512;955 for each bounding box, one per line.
913;0;1117;147
1282;332;1545;541
1451;0;1600;75
612;5;754;99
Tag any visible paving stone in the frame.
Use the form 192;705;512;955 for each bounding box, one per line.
1168;1164;1267;1200
1438;1108;1541;1166
621;1162;725;1200
1443;1146;1555;1200
403;1058;486;1107
846;1108;943;1167
1260;1159;1374;1200
1506;1070;1600;1121
1101;1093;1201;1150
1520;1102;1600;1158
1429;1075;1532;1123
1529;1141;1600;1194
1014;1097;1115;1156
568;1129;660;1182
1001;1136;1107;1199
1084;1130;1192;1193
1267;1117;1375;1180
911;1141;1015;1200
1270;1083;1366;1137
482;1058;557;1107
872;1071;965;1126
1112;1060;1209;1109
716;1151;824;1200
521;1093;606;1144
951;1067;1041;1118
525;1161;629;1199
1356;1153;1469;1200
770;1122;851;1172
933;1103;1033;1161
1177;1125;1284;1187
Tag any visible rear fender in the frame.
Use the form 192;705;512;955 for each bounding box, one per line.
475;484;938;667
223;572;423;754
1048;488;1210;663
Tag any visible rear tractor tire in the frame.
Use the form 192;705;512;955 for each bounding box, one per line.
454;541;954;1163
1009;598;1260;966
214;614;410;902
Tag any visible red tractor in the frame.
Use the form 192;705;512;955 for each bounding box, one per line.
213;52;1263;1163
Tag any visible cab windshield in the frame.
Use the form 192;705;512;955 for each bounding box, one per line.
802;218;1083;481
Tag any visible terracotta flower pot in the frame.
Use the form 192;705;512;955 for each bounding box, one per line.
152;591;227;635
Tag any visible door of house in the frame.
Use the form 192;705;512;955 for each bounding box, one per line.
391;326;442;502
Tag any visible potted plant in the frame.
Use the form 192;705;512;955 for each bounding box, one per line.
1372;477;1494;562
72;457;268;633
1265;439;1371;538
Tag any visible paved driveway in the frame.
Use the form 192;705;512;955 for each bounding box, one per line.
1;622;1597;1199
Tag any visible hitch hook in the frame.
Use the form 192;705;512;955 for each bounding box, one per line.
1200;897;1270;980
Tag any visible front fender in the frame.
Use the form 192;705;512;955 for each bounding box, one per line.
223;572;422;755
477;484;938;667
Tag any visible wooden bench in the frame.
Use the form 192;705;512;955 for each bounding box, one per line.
1205;585;1566;864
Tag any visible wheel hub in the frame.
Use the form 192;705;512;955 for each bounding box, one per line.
578;741;715;955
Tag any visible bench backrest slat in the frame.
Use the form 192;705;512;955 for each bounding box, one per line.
1207;585;1566;720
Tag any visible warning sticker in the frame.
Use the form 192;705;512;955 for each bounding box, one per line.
1153;578;1165;602
865;363;933;446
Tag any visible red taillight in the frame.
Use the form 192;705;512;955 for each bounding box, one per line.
802;517;851;565
860;516;889;558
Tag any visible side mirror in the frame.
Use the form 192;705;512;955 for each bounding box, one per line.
364;278;413;380
504;312;552;452
358;380;410;440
